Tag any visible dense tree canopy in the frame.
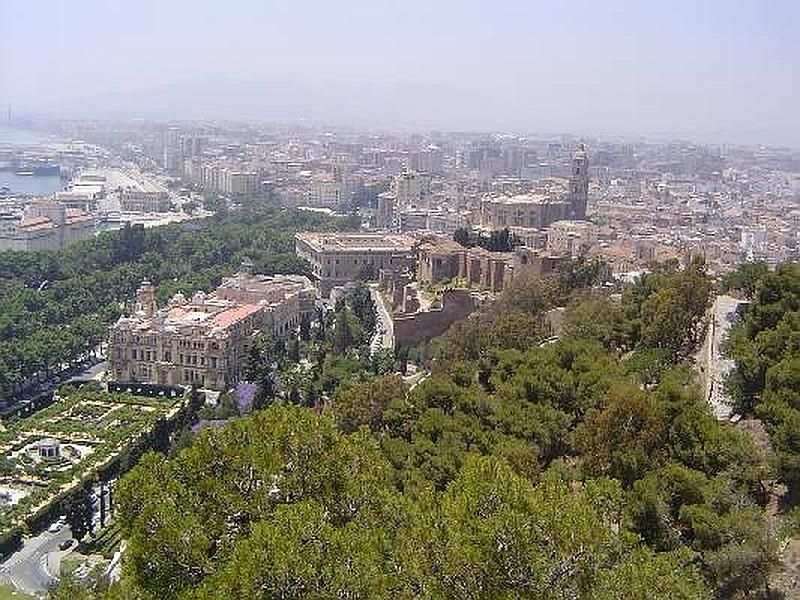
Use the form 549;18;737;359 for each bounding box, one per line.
0;205;338;396
45;258;784;599
727;262;800;491
96;406;720;600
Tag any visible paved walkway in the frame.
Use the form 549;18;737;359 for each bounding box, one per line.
0;526;73;597
699;294;745;420
369;285;394;355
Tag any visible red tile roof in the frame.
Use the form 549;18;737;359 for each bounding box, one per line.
209;304;261;329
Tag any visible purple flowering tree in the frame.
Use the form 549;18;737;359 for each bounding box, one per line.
235;381;256;416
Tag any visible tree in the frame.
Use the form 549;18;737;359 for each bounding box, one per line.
478;227;518;252
722;261;769;299
113;407;394;600
330;374;406;433
287;384;301;405
564;293;632;352
726;262;800;493
411;457;711;599
244;333;281;408
350;283;377;338
333;310;355;354
48;574;98;600
63;486;93;542
576;384;668;485
453;227;471;248
299;313;311;341
286;336;300;363
485;308;542;351
639;264;711;358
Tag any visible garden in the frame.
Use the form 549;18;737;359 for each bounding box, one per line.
0;385;189;536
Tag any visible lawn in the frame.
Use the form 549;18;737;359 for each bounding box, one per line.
0;583;34;600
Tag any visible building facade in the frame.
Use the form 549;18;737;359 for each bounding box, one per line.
108;271;316;390
119;189;172;213
0;201;95;251
295;231;416;295
480;194;572;230
546;220;598;257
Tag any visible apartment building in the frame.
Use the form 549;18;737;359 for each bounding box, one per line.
0;201;95;251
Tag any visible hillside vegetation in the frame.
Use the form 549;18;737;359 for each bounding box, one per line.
53;260;800;599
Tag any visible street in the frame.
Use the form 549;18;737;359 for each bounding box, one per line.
369;285;395;355
0;526;73;597
68;360;108;384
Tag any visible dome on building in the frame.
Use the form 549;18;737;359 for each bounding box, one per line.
169;292;187;306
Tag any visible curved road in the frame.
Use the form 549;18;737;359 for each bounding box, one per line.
0;526;73;597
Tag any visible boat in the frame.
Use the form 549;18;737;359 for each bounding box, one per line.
14;171;34;176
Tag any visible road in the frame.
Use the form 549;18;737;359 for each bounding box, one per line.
0;526;73;596
68;360;107;383
5;343;107;408
369;285;395;355
700;295;745;421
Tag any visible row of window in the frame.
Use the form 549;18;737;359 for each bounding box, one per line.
178;354;219;369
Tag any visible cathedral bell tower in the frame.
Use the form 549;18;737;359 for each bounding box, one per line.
569;144;589;220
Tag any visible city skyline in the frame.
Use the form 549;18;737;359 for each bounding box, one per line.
1;0;798;147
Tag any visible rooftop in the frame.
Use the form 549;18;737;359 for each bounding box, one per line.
115;272;314;337
483;193;562;206
296;231;415;253
209;303;262;329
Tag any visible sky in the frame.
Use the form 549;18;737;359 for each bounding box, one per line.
1;0;798;145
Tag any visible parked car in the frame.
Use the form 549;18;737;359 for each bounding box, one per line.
47;522;61;534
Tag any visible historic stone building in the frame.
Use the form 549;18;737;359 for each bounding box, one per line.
568;144;590;220
295;231;416;295
109;269;315;390
480;193;572;230
417;237;567;292
479;144;590;231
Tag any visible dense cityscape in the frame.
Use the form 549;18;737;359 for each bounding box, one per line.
1;1;799;599
4;120;798;268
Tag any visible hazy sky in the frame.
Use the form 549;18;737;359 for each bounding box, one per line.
1;0;798;145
